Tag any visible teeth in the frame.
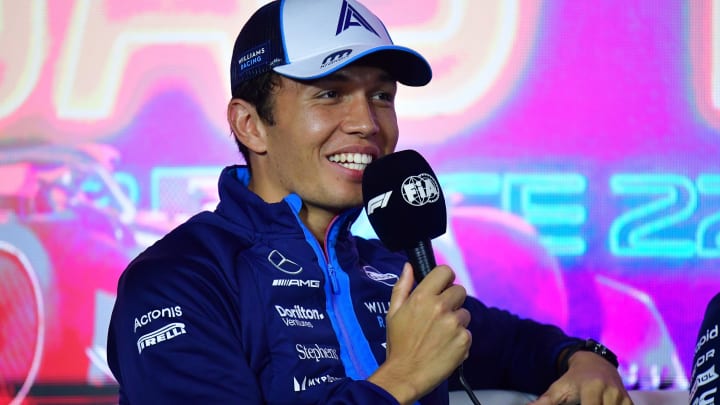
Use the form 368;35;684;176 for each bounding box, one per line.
328;153;373;170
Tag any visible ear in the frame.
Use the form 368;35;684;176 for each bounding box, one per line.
227;98;267;154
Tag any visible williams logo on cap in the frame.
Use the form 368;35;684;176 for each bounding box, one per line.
237;43;270;73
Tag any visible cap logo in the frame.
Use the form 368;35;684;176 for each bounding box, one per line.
321;49;353;68
238;42;269;71
336;0;379;37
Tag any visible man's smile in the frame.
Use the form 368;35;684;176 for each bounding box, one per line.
328;152;374;171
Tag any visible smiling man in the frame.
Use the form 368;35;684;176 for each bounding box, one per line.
106;1;632;404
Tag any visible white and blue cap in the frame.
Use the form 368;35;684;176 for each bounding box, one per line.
230;0;432;96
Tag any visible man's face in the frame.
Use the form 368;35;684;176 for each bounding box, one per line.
253;64;399;214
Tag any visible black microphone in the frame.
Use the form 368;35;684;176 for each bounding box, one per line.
362;149;446;281
362;149;482;405
690;292;720;405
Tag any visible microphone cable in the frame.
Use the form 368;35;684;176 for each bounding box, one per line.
405;242;481;404
457;363;482;405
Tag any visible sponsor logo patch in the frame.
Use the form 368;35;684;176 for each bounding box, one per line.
692;365;719;400
275;305;325;328
133;305;183;333
696;324;718;354
137;322;187;354
296;343;339;362
293;374;343;392
268;250;303;275
364;301;390;314
363;266;398;287
691;387;717;405
321;49;352;69
272;279;321;288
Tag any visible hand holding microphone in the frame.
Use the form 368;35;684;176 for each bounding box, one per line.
362;150;479;404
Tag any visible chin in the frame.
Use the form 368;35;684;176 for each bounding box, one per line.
333;184;363;205
334;195;364;211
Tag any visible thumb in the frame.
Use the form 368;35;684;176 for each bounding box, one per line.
388;263;414;318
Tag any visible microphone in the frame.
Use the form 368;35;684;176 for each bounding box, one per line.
362;149;482;405
690;292;720;405
362;149;446;281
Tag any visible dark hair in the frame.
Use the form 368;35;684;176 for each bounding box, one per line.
230;71;282;169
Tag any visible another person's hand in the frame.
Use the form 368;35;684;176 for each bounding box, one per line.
530;351;633;405
368;263;471;405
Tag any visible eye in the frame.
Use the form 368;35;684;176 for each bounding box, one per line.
372;91;395;104
318;90;339;99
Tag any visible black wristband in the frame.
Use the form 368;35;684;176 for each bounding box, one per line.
559;338;619;375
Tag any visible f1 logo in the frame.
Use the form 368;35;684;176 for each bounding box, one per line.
366;191;392;215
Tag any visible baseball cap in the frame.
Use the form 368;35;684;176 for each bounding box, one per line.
230;0;432;96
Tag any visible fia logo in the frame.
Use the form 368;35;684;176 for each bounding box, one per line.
401;174;440;207
335;0;379;36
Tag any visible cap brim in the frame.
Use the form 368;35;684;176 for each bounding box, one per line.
273;45;432;87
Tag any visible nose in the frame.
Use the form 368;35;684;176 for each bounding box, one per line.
343;97;379;138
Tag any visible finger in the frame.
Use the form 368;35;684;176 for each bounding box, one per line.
578;381;603;405
438;308;471;339
387;263;414;318
453;312;473;355
455;307;471;329
601;384;632;405
440;284;468;310
528;394;552;405
530;381;575;405
413;265;455;295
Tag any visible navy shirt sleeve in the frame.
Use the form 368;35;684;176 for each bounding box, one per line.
453;296;578;395
107;255;266;404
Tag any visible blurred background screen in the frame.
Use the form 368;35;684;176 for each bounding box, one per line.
0;0;718;403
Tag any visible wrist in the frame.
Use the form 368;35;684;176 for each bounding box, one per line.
558;338;618;375
368;364;421;405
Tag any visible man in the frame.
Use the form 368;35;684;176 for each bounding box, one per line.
107;1;632;404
